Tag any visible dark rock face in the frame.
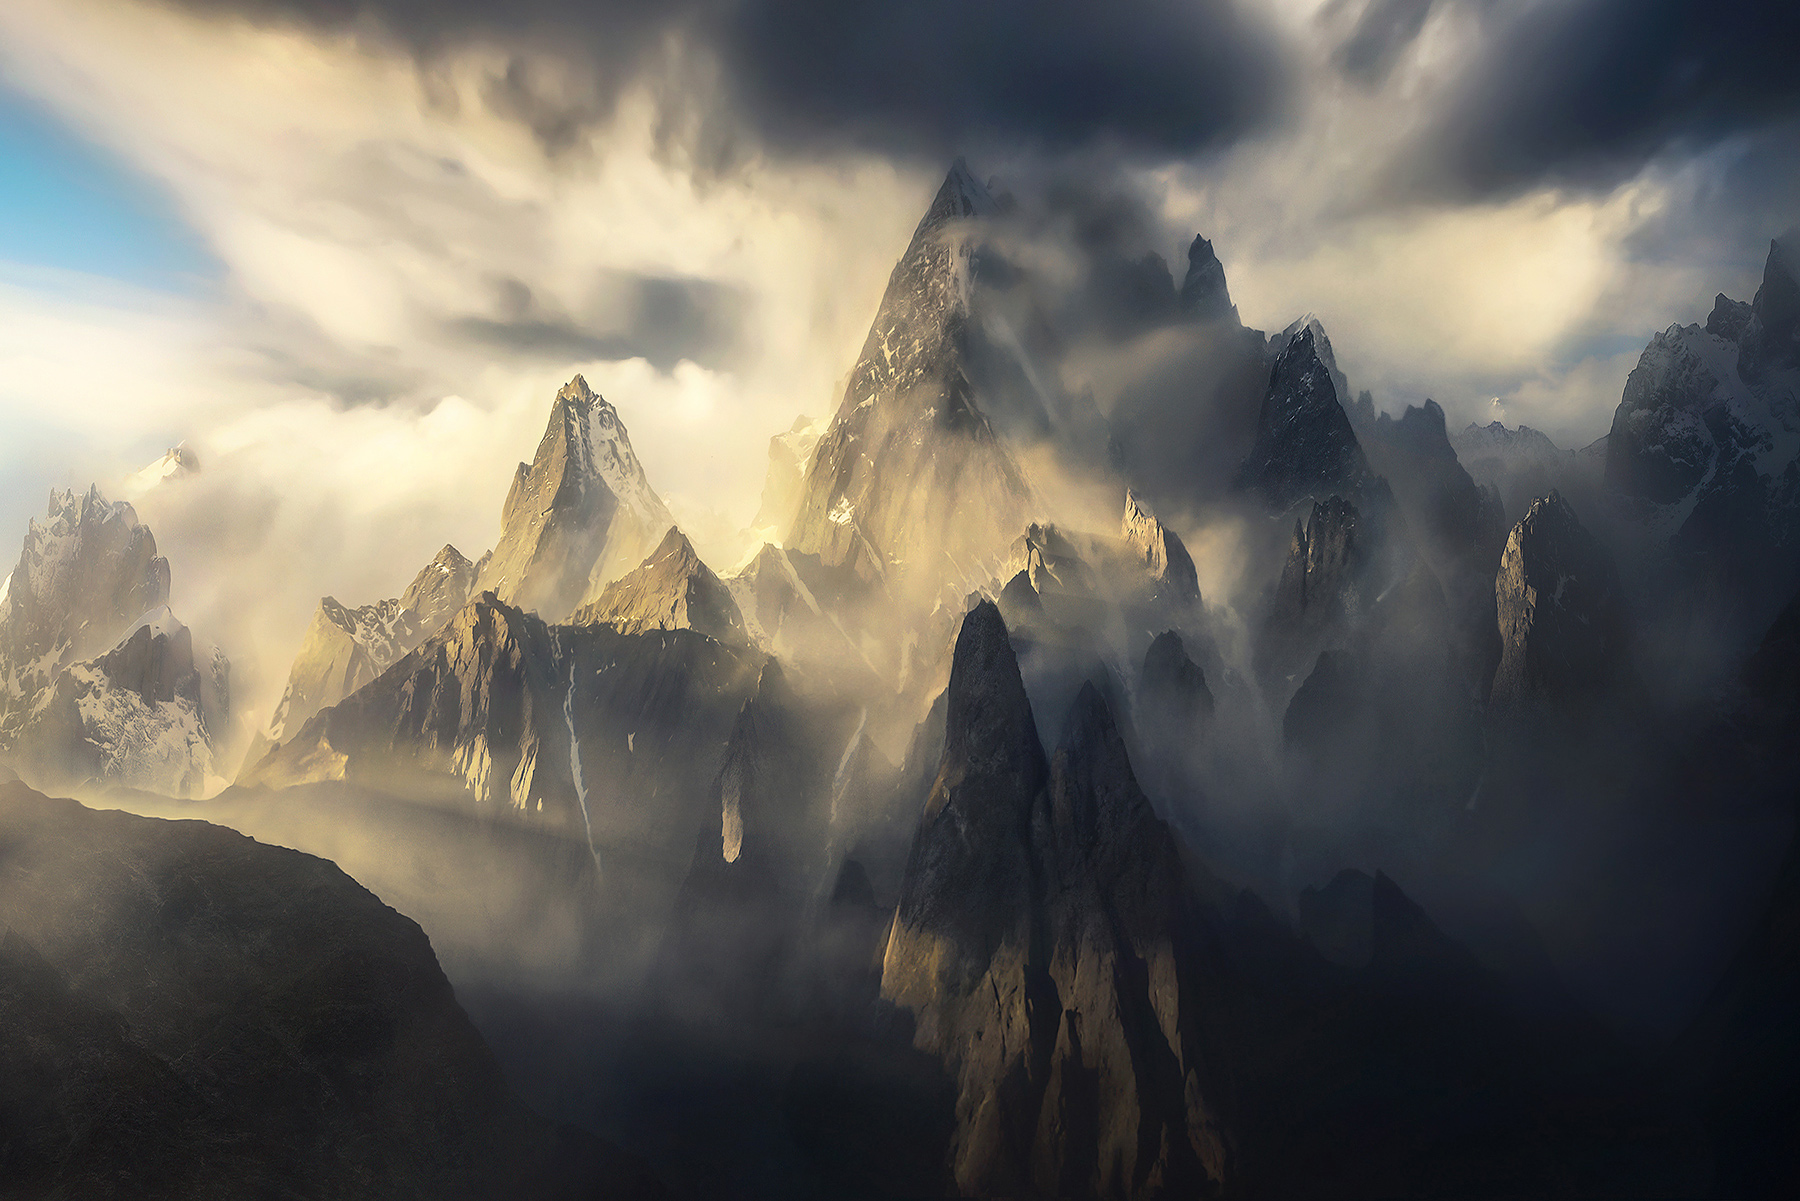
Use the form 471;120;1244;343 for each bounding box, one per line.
1604;237;1800;626
1238;323;1374;511
1258;495;1371;686
1355;400;1507;676
571;526;747;647
0;782;662;1201
786;162;1038;599
248;593;576;820
1298;868;1377;968
1283;649;1365;755
881;603;1226;1198
1740;587;1800;749
704;661;834;885
1673;590;1800;1197
1682;821;1800;1201
1179;234;1236;322
655;660;882;1027
93;620;204;710
1707;292;1756;343
1359;400;1505;569
997;568;1045;622
476;375;675;621
1139;630;1213;728
259;544;478;754
1491;492;1629;713
1105;246;1266;513
245;592;765;863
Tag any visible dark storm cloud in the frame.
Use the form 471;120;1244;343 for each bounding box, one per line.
150;0;1291;158
713;0;1288;155
1400;0;1800;199
142;0;1800;202
449;270;745;371
1332;0;1434;86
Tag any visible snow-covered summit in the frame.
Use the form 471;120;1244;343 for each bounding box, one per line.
476;374;677;620
1269;315;1350;406
784;160;1038;598
123;441;200;499
560;374;674;534
1601;236;1800;628
1238;321;1372;510
1;486;170;688
925;156;998;230
0;485;229;798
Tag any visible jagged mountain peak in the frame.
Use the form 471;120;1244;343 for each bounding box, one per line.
399;543;478;630
1271;314;1349;400
1459;420;1562;456
926;157;998;231
571;525;748;646
1745;232;1800;375
474;374;674;621
1374;398;1454;452
883;605;1225;1196
1239;322;1373;511
1141;629;1214;722
254;543;479;756
1179;233;1235;322
784;159;1037;596
123;441;201;499
1122;490;1202;605
931;600;1044;811
0;490;228;798
550;375;669;527
1491;490;1628;713
1;485;170;671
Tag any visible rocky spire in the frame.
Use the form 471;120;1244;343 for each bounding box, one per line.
571;526;748;646
785;162;1037;599
1259;495;1368;678
475;375;674;621
1178;234;1236;322
400;544;478;633
0;487;170;702
1140;630;1214;726
254;543;478;757
1490;491;1627;713
1122;490;1201;605
881;604;1226;1195
1741;233;1800;380
1238;323;1373;511
0;488;228;798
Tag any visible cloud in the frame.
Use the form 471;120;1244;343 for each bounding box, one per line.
149;0;1294;160
1331;0;1435;86
1392;0;1800;201
448;270;747;371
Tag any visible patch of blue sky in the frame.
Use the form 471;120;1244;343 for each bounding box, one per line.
0;84;219;292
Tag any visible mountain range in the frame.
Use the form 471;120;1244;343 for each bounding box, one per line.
1;166;1796;1199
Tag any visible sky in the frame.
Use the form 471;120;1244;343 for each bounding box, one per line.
0;0;1796;730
